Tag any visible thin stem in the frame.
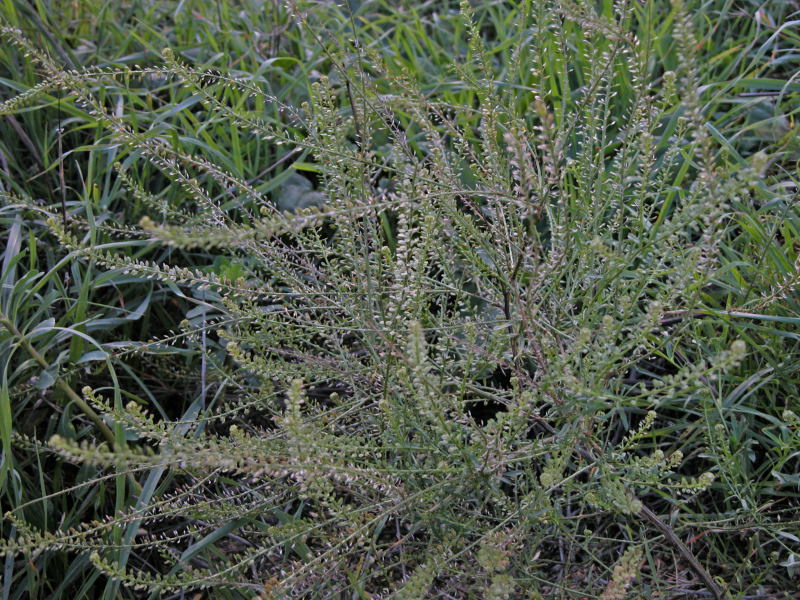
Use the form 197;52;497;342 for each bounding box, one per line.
0;313;115;446
0;313;142;496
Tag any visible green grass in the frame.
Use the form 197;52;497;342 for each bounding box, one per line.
0;0;799;598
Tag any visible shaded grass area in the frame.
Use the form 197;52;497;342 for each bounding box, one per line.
0;0;799;598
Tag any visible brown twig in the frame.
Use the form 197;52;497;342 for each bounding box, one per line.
536;413;725;600
638;504;724;600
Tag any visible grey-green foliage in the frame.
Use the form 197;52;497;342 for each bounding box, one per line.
1;0;799;597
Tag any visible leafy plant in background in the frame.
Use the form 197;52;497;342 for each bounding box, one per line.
1;0;799;598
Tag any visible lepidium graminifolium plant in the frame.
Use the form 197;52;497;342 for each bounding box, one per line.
1;0;785;597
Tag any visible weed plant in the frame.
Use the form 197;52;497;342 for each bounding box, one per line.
1;0;799;598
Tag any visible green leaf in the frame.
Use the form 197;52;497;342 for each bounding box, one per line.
35;365;57;390
75;350;109;364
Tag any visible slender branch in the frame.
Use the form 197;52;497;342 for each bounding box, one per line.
0;313;142;496
638;504;724;600
540;414;725;600
0;313;115;446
